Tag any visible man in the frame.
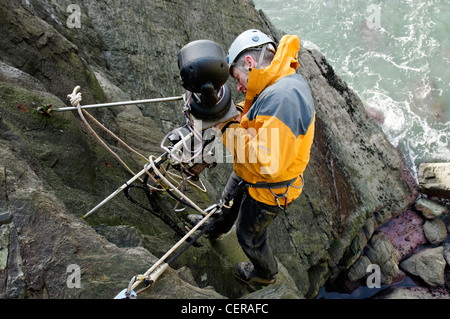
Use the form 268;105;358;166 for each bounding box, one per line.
188;29;315;286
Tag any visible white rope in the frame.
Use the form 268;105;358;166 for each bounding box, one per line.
148;156;208;216
68;86;210;195
69;86;137;174
67;86;207;201
67;87;163;190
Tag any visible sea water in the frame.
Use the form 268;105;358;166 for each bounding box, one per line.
254;0;449;177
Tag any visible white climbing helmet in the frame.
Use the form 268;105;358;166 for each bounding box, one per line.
227;29;277;69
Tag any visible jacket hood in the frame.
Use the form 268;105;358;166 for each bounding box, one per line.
242;34;301;115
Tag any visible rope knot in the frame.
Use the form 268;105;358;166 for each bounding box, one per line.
68;85;82;107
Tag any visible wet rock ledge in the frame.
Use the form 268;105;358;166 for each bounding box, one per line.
327;162;450;299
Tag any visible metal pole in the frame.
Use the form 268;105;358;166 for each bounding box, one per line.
81;132;194;220
82;164;151;220
55;96;184;112
130;204;219;291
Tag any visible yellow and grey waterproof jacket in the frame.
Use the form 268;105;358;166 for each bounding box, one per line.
219;35;315;207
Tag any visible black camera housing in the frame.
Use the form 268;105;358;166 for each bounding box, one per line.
178;40;232;121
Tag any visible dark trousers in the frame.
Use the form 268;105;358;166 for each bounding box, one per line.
215;172;283;280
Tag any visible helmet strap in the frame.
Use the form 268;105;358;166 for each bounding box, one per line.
232;44;272;75
233;63;249;75
256;44;268;69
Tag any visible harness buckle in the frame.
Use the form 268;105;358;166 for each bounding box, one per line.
271;186;290;210
275;197;282;209
274;194;288;210
249;175;304;210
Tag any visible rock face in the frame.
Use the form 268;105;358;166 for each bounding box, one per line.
415;198;448;219
423;219;447;245
363;232;402;285
418;163;450;200
0;0;418;298
0;116;224;299
400;247;446;287
342;197;449;298
374;286;450;299
379;209;427;260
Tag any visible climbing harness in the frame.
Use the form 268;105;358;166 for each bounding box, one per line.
247;175;304;210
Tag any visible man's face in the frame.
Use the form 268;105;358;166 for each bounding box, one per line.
230;55;257;94
231;67;249;94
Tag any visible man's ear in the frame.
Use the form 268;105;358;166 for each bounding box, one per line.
244;55;256;69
